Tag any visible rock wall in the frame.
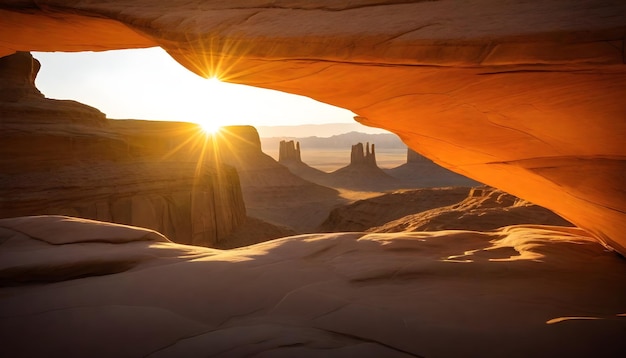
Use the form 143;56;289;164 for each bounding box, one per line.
0;53;246;247
1;1;625;254
0;51;42;100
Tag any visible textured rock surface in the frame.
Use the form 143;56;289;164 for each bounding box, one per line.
0;53;246;247
1;1;625;253
320;186;572;233
320;187;476;233
1;216;625;357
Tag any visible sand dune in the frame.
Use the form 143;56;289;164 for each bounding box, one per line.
1;216;624;357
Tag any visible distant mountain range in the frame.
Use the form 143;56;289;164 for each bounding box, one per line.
261;131;406;150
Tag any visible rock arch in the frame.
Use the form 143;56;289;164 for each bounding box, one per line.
1;1;625;254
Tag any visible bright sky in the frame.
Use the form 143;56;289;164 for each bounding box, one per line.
32;47;358;131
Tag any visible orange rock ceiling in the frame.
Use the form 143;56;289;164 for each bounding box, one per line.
1;1;625;254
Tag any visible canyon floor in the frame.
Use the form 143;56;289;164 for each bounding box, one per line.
1;215;625;358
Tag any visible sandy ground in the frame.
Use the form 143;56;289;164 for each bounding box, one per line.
1;216;625;357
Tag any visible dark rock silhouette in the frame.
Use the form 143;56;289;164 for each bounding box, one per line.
277;140;331;187
278;140;301;163
407;147;428;163
277;138;478;192
384;148;479;188
0;52;106;126
349;142;376;167
279;140;400;192
326;142;399;190
0;51;42;101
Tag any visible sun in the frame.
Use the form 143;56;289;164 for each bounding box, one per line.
196;76;227;135
199;121;223;135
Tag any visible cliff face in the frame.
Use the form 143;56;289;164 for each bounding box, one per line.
1;1;626;254
0;51;42;101
0;52;246;247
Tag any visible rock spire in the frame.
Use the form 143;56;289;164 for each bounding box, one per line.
278;140;302;163
350;142;377;167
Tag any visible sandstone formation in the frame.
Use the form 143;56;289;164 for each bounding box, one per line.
278;140;301;163
371;187;573;233
0;51;106;126
212;126;344;232
278;139;402;191
350;142;377;167
276;139;332;187
2;0;623;253
0;52;246;247
0;51;42;101
320;187;474;233
407;148;426;164
329;142;400;190
277;139;474;191
320;186;572;233
1;216;625;357
385;148;479;187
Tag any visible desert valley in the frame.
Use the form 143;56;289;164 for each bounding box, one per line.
1;1;625;357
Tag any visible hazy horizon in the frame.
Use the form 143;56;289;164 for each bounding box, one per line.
256;122;389;138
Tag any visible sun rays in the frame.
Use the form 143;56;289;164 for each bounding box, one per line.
167;34;254;83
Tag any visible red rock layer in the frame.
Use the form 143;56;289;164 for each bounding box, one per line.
1;1;625;253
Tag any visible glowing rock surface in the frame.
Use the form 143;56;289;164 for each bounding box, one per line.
1;0;625;253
